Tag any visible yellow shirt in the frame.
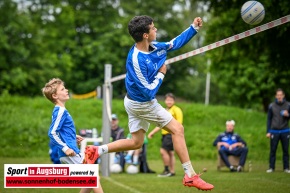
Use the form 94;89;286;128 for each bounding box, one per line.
161;105;183;135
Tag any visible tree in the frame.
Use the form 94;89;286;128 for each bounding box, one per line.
1;0;210;99
204;0;290;111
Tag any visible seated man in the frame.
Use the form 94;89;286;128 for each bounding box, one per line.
111;114;126;170
213;120;248;172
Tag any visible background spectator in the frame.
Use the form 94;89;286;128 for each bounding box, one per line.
213;120;248;172
266;88;290;173
148;93;182;177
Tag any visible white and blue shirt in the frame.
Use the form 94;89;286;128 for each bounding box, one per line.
213;131;247;151
125;24;198;102
48;106;80;158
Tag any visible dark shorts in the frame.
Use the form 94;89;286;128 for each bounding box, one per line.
161;134;174;151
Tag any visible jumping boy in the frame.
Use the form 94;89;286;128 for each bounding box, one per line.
85;15;214;190
42;78;103;193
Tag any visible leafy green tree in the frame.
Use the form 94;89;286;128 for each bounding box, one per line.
8;0;286;111
0;0;76;95
1;0;212;98
0;0;34;95
205;0;290;111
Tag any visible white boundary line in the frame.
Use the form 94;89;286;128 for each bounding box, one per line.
103;177;143;193
106;15;290;83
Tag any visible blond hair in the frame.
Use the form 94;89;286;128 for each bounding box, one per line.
226;120;235;126
42;78;64;104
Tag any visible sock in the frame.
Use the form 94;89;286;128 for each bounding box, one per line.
164;166;169;172
133;155;139;164
97;145;108;156
182;161;196;177
127;150;134;156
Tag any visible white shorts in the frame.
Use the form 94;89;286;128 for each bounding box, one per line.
124;96;173;133
60;153;84;164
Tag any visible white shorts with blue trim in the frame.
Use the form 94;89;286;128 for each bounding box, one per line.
124;96;173;133
60;153;84;164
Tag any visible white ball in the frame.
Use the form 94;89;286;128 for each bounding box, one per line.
241;1;265;25
110;164;122;173
126;165;138;174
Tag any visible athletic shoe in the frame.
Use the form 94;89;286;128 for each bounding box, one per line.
237;166;243;172
84;145;99;164
230;166;237;172
132;162;139;166
124;155;132;164
183;174;214;191
266;168;273;173
158;170;171;177
284;169;290;173
168;172;176;177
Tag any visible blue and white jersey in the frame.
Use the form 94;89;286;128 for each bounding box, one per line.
48;106;80;158
125;24;198;102
213;132;247;151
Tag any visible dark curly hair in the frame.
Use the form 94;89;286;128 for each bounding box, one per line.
128;15;153;42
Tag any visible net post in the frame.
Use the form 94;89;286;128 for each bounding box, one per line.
101;64;112;177
205;59;211;105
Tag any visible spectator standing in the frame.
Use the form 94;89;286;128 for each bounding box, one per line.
148;93;182;177
266;88;290;173
111;114;126;170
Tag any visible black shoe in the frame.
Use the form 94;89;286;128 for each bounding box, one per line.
168;172;175;177
158;170;171;177
230;166;237;172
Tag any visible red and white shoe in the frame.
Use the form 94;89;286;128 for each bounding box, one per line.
83;145;99;164
183;174;214;191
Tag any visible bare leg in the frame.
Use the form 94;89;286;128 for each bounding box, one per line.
80;188;104;193
169;150;175;173
107;130;145;152
164;118;190;163
134;148;142;155
79;184;104;193
160;148;170;167
79;188;92;193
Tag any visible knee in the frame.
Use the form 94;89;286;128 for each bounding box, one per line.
173;124;184;136
218;149;225;154
131;140;143;149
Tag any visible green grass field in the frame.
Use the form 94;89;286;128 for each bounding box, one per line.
1;96;289;193
1;157;289;193
0;96;270;161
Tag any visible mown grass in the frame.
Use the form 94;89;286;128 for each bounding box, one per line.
0;95;275;161
1;157;289;193
1;95;288;192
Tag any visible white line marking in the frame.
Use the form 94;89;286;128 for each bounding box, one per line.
103;177;143;193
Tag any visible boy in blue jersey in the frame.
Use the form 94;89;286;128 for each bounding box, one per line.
85;15;214;190
42;78;103;193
